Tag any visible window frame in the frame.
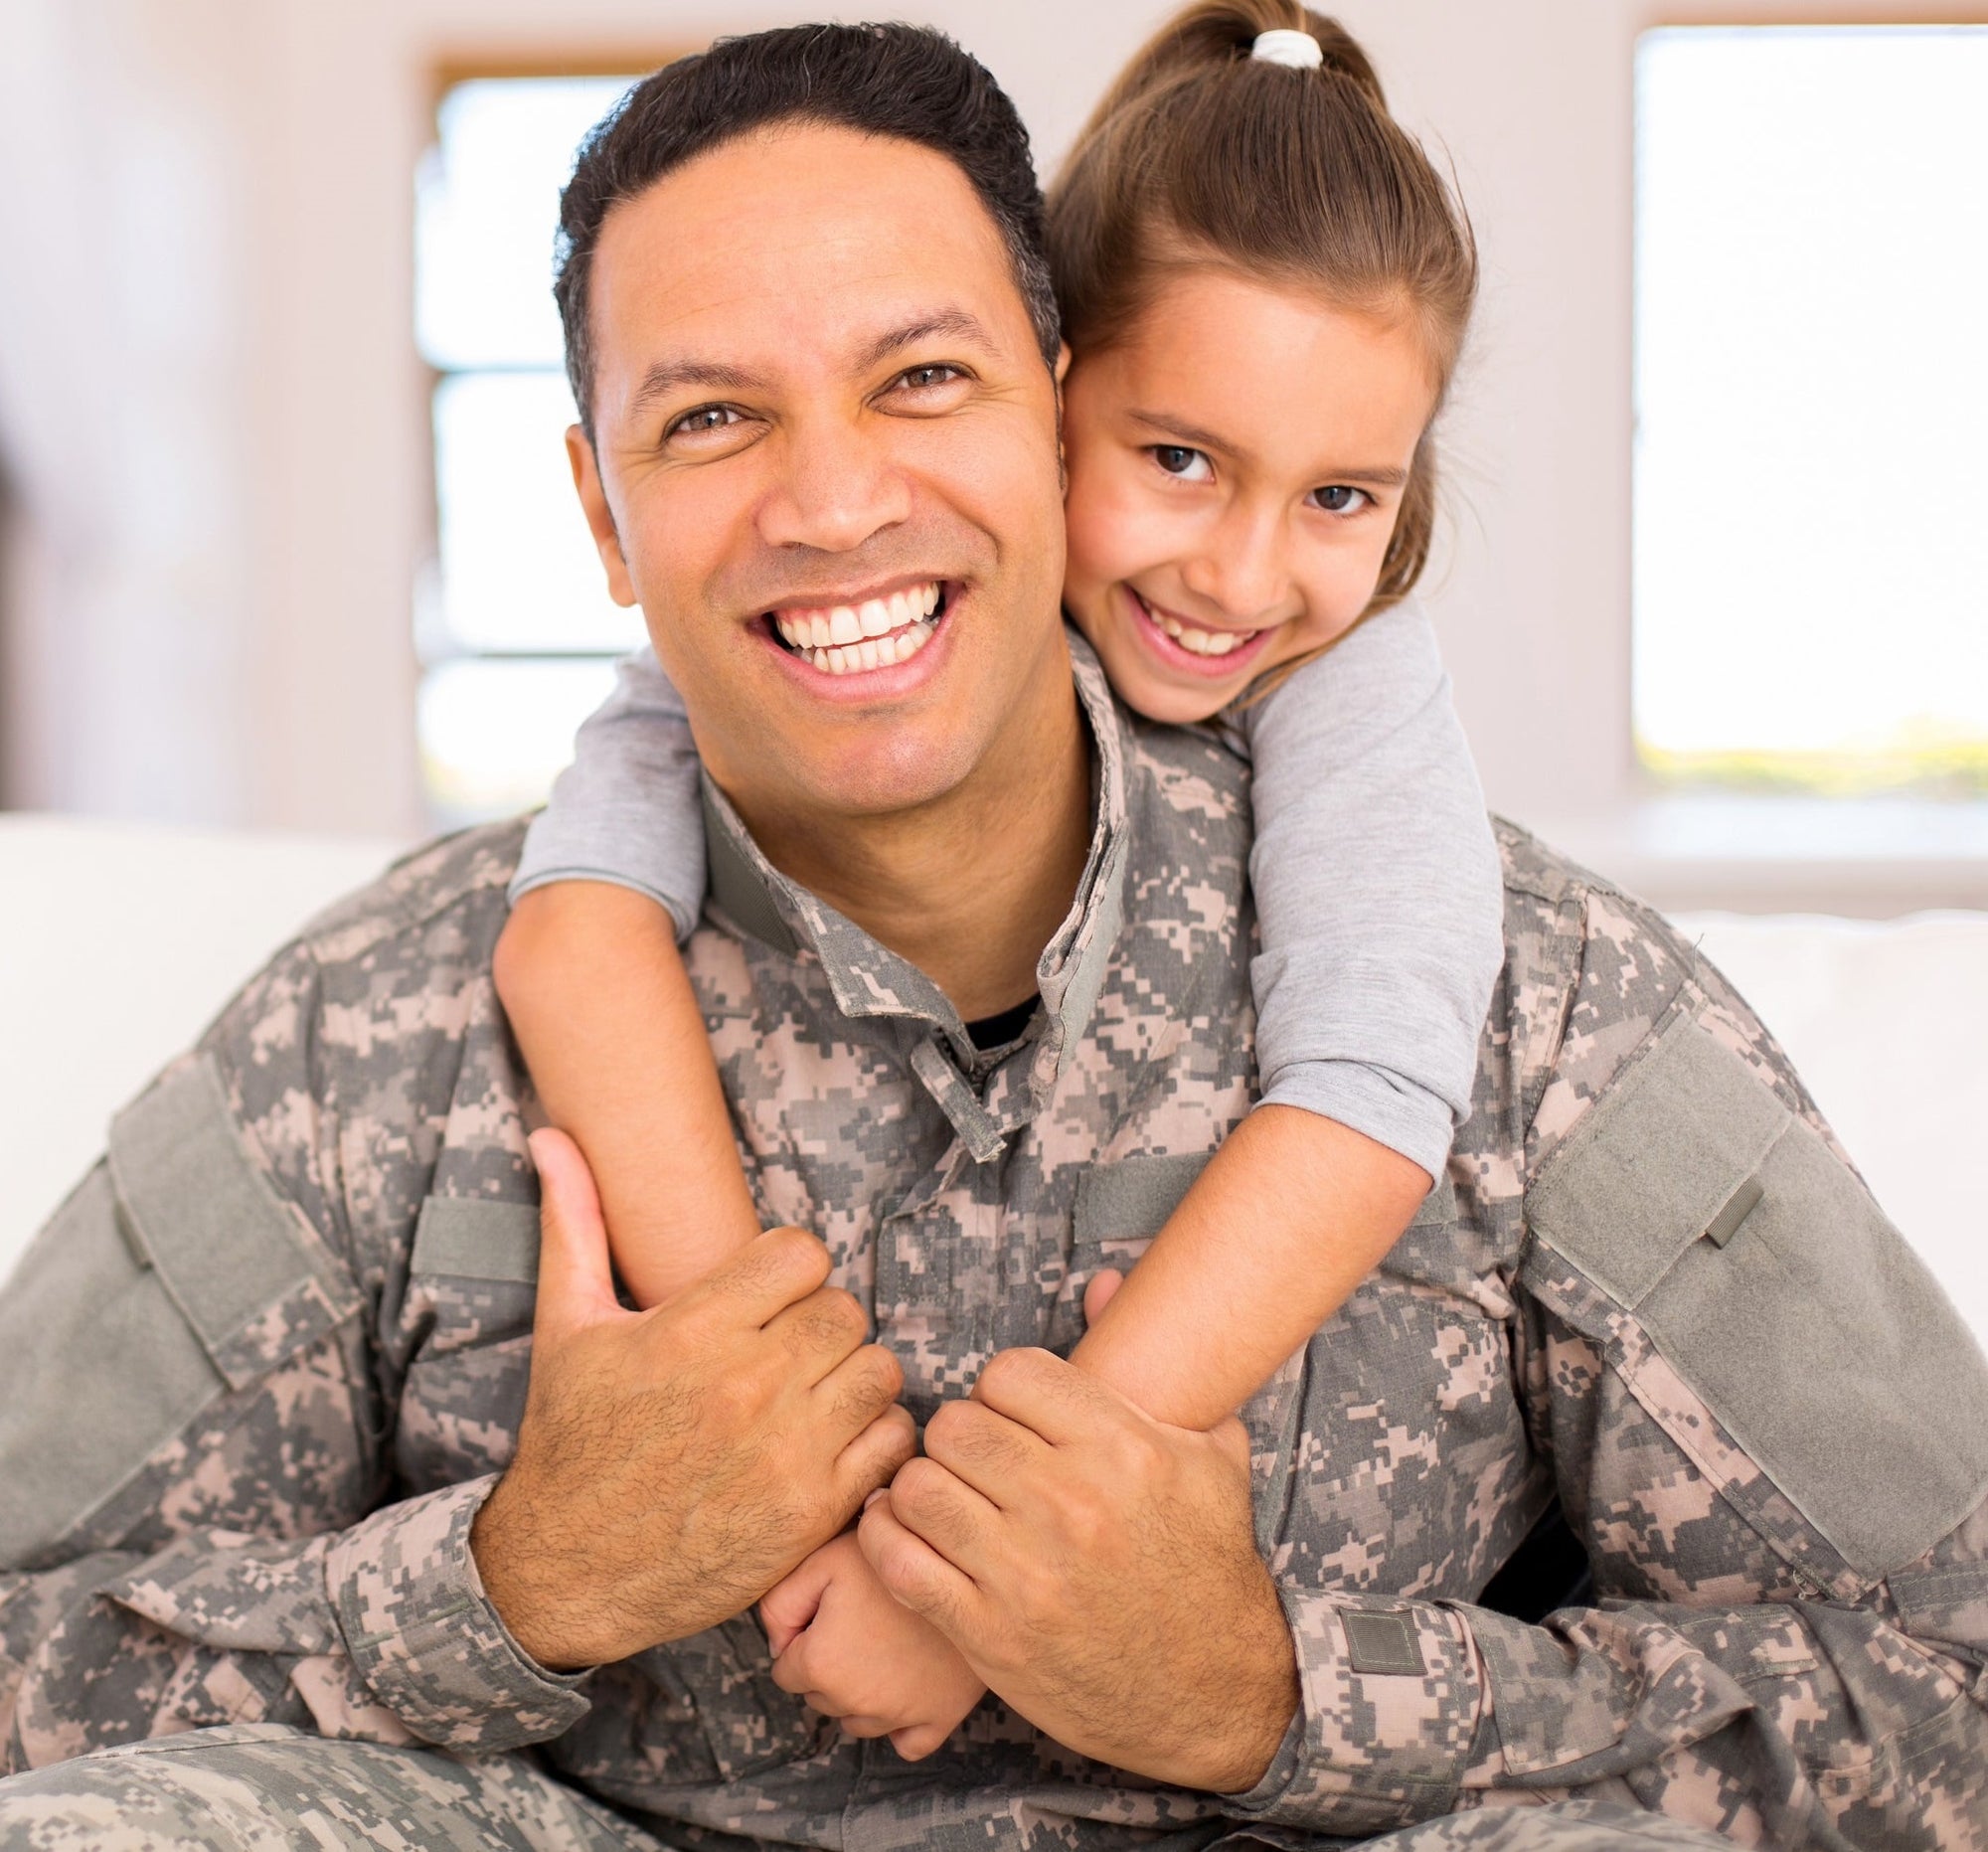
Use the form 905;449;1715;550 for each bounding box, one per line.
413;50;679;825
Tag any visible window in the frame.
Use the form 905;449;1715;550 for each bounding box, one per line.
414;73;647;823
1633;26;1988;799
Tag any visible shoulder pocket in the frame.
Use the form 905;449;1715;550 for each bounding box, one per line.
0;1055;357;1568
1528;1012;1988;1579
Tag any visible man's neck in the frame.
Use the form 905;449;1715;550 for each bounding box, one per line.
733;641;1093;1023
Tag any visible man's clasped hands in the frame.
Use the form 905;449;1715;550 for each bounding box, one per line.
470;1129;1300;1792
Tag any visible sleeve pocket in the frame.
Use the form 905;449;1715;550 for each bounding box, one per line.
397;1195;544;1489
1527;1011;1988;1581
0;1055;358;1569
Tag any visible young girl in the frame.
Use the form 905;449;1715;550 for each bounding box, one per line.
497;0;1497;1760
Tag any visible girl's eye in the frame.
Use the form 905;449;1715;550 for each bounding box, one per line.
1151;445;1213;482
1312;484;1371;515
670;405;743;440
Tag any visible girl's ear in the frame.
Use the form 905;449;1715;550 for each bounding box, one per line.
1053;344;1074;493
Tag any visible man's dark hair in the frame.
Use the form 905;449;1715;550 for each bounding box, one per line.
555;23;1062;441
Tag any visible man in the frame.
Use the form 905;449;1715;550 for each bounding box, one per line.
2;24;1984;1851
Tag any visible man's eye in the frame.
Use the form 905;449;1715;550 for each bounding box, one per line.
896;364;963;392
1151;445;1213;482
1312;485;1371;515
669;406;742;439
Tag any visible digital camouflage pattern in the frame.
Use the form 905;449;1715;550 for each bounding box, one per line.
1;646;1984;1850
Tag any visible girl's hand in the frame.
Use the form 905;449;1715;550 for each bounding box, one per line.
761;1529;986;1760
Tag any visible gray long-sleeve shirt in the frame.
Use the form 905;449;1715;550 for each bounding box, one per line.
514;605;1503;1178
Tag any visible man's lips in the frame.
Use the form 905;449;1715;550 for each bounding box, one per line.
758;579;959;690
767;580;944;676
1123;587;1279;677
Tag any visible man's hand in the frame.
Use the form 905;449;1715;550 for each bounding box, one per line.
471;1129;916;1671
856;1348;1298;1792
761;1529;987;1760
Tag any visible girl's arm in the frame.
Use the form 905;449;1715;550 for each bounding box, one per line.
1074;603;1505;1429
496;649;761;1309
1071;1107;1428;1429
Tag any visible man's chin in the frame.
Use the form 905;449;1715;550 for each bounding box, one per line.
785;729;992;824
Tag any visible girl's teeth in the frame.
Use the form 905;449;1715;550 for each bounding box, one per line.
1146;601;1254;657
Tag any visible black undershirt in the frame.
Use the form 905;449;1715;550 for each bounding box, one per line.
964;997;1040;1052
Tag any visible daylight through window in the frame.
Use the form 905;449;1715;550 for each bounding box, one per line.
1633;27;1988;797
415;74;645;823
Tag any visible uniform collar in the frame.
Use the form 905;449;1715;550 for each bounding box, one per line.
702;631;1133;1161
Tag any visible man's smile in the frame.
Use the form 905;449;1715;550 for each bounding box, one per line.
767;580;953;678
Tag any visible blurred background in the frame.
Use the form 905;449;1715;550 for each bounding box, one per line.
3;0;1986;915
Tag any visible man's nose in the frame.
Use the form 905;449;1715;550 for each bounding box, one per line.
1177;504;1290;627
757;414;912;554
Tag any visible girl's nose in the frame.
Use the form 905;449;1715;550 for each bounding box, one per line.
1178;510;1288;627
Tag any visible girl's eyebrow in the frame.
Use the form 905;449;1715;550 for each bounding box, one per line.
1126;408;1238;455
1125;409;1408;487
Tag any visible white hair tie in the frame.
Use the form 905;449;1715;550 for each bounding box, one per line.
1250;28;1324;71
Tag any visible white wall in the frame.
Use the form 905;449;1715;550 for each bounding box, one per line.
3;0;1985;907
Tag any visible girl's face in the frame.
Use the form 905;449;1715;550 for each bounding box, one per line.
1061;267;1438;724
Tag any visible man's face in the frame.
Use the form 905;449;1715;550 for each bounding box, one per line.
570;123;1070;825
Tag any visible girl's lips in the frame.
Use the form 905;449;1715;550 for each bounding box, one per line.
1119;585;1280;679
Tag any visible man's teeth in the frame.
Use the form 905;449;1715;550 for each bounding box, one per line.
1146;603;1255;657
772;583;942;675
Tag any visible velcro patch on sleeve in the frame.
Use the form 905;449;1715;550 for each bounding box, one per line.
1341;1609;1426;1677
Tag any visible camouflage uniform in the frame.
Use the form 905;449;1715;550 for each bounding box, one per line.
1;644;1985;1850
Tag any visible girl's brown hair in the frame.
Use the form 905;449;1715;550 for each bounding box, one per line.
1047;0;1475;622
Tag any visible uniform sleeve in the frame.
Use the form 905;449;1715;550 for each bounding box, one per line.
1237;602;1504;1180
1224;881;1988;1846
0;942;589;1773
510;645;707;941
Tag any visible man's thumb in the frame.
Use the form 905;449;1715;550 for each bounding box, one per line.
529;1127;619;1331
1209;1416;1252;1472
1081;1266;1124;1328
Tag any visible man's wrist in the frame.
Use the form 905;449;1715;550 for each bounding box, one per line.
469;1471;603;1673
1192;1600;1300;1792
323;1477;593;1754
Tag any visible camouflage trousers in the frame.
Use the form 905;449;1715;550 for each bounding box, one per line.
0;1726;1740;1851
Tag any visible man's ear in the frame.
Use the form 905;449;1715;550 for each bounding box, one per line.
566;424;638;608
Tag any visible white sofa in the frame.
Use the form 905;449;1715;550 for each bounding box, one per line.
4;812;1985;1344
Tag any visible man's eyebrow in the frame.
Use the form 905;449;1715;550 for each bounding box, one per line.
630;358;763;417
1125;409;1409;487
627;310;999;419
858;308;1000;371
